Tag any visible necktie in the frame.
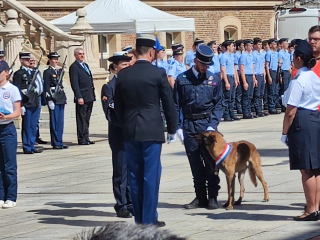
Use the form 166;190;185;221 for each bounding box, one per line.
197;73;202;80
82;63;90;74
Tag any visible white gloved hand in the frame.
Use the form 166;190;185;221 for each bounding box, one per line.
281;134;288;146
206;126;215;131
176;128;184;145
167;133;176;144
48;100;55;110
21;106;26;116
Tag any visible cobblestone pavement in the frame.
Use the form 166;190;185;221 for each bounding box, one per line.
1;113;320;240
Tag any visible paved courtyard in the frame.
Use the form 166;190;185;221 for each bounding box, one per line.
1;113;320;240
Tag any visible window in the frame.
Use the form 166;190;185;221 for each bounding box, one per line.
224;27;238;41
218;16;241;43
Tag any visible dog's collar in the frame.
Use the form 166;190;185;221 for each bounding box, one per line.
215;144;231;167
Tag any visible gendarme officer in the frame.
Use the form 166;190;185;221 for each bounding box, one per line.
174;45;223;210
13;52;42;154
43;52;68;149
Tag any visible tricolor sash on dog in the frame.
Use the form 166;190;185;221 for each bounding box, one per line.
215;144;231;167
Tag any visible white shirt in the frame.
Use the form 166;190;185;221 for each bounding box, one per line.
0;81;21;125
283;67;320;110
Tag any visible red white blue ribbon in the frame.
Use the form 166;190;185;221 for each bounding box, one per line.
215;144;231;167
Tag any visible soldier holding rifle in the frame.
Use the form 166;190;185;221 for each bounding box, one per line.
44;52;68;149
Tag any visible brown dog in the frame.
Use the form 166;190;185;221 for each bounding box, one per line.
196;131;269;210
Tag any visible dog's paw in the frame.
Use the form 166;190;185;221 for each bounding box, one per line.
225;205;234;210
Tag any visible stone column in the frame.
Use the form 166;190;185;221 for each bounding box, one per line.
70;8;107;80
0;9;25;70
33;23;41;50
23;19;31;39
44;30;52;53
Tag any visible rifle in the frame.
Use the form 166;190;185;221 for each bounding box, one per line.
25;54;42;99
276;58;283;85
52;56;67;101
8;54;18;79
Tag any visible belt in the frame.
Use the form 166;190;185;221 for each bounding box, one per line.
246;74;253;76
255;74;263;76
185;112;211;120
0;122;14;128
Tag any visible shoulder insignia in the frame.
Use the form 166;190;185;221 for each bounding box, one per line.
53;74;57;78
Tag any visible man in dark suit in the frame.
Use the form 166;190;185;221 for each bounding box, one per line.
114;34;177;227
69;48;96;145
101;52;132;218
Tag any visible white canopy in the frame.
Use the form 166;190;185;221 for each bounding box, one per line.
50;0;195;34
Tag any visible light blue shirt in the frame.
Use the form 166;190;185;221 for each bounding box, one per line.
185;49;195;67
234;51;241;71
252;50;265;75
152;59;169;73
208;54;220;74
220;52;235;76
168;60;187;80
240;51;255;75
265;50;279;71
278;49;291;71
290;50;294;62
167;56;174;65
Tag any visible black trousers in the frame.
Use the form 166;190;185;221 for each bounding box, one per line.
109;125;132;212
184;135;220;204
75;101;93;143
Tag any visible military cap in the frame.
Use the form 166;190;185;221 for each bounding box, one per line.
122;46;133;53
47;52;60;59
290;39;297;46
19;52;31;59
196;44;214;66
173;48;183;56
108;51;132;64
0;61;9;72
136;34;156;48
194;38;204;46
244;39;253;45
295;39;313;57
0;50;4;57
279;38;289;44
171;43;184;51
253;38;262;44
222;40;234;48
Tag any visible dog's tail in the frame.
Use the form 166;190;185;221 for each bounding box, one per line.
248;162;258;187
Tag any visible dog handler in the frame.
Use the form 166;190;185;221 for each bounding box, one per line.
282;39;320;221
173;45;223;209
0;61;21;208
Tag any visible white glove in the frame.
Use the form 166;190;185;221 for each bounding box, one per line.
48;101;55;110
167;133;176;144
176;128;184;145
207;126;215;131
21;107;26;116
281;134;288;146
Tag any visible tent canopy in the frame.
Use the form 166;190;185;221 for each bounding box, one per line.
51;0;195;34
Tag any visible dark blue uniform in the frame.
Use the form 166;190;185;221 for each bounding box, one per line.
101;77;132;215
44;66;67;147
174;68;223;205
13;67;40;153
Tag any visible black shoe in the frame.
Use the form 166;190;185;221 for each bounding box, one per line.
281;106;286;112
53;145;69;149
23;151;33;154
207;198;218;209
87;141;95;144
33;148;43;153
155;221;166;227
78;142;90;145
269;109;281;114
253;115;259;118
184;198;207;209
243;114;254;119
257;112;265;117
293;212;319;221
127;207;134;216
116;208;132;218
231;116;241;121
36;138;47;144
224;117;234;122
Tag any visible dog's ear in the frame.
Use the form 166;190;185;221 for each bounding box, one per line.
216;129;224;137
206;135;216;145
194;134;203;143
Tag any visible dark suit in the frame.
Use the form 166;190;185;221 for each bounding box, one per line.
69;61;96;144
114;60;176;225
101;78;132;213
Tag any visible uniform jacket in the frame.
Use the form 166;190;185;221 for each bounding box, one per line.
101;76;118;125
174;68;223;135
44;66;67;105
12;67;39;108
114;60;177;143
69;61;96;103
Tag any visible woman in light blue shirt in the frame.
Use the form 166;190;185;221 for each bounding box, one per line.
282;39;320;221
